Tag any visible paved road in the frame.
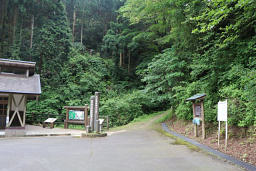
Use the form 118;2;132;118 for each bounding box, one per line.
0;121;242;171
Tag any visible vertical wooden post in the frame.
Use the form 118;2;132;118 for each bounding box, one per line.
65;109;69;129
201;101;206;139
192;103;198;137
22;95;27;127
84;104;88;128
107;116;109;130
6;94;11;128
218;121;220;148
225;121;228;151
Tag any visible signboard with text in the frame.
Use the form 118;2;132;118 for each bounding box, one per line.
218;100;227;121
69;110;84;120
195;105;201;117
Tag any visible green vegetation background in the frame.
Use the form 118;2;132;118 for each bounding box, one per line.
0;0;255;128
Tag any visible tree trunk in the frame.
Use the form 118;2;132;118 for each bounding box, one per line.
119;52;122;67
30;15;34;49
122;49;125;66
80;24;83;44
12;6;18;45
128;51;131;73
0;0;6;33
80;3;85;45
19;17;23;47
72;8;76;42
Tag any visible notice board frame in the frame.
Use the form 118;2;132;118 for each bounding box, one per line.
64;105;88;129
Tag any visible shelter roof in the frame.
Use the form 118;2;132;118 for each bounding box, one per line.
186;93;206;101
0;58;36;76
0;74;41;95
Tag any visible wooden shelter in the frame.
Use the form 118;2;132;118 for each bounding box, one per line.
186;93;206;139
0;58;41;129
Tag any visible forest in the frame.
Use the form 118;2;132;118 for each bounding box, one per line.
0;0;255;128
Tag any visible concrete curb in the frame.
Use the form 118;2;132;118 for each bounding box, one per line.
162;123;256;171
81;132;107;138
0;133;73;138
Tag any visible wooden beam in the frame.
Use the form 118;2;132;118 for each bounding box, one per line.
192;103;198;137
6;94;11;128
22;95;27;127
7;94;26;127
84;104;88;127
201;101;206;139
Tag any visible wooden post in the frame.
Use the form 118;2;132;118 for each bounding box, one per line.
201;101;206;139
107;116;109;130
22;95;27;127
6;94;11;128
84;104;88;128
218;121;220;148
225;121;228;151
192;103;198;137
64;109;69;129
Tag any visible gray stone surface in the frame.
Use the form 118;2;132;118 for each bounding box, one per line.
0;123;242;171
94;92;100;131
90;96;95;131
0;125;87;137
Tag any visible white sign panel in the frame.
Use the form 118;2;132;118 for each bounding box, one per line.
44;118;57;123
218;100;227;121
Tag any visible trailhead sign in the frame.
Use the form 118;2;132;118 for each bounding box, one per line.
217;99;228;150
69;110;85;120
218;100;227;121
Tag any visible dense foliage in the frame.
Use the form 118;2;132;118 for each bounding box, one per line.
1;0;255;127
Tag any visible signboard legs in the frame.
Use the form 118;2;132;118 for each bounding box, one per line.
218;121;220;147
225;121;228;151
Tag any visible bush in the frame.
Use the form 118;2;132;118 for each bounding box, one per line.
100;90;154;127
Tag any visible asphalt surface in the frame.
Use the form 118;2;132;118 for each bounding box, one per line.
0;121;243;171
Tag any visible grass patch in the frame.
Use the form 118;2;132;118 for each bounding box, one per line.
131;111;163;123
110;111;163;131
155;108;174;123
55;124;85;130
153;124;200;152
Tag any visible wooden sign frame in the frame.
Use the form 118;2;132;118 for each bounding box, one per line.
64;105;88;129
187;94;206;139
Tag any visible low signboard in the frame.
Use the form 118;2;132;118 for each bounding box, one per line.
69;110;84;120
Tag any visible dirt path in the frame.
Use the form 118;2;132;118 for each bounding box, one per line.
0;115;243;171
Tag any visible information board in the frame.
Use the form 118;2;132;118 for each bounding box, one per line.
69;110;84;120
195;105;201;117
218;100;227;121
44;118;57;123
